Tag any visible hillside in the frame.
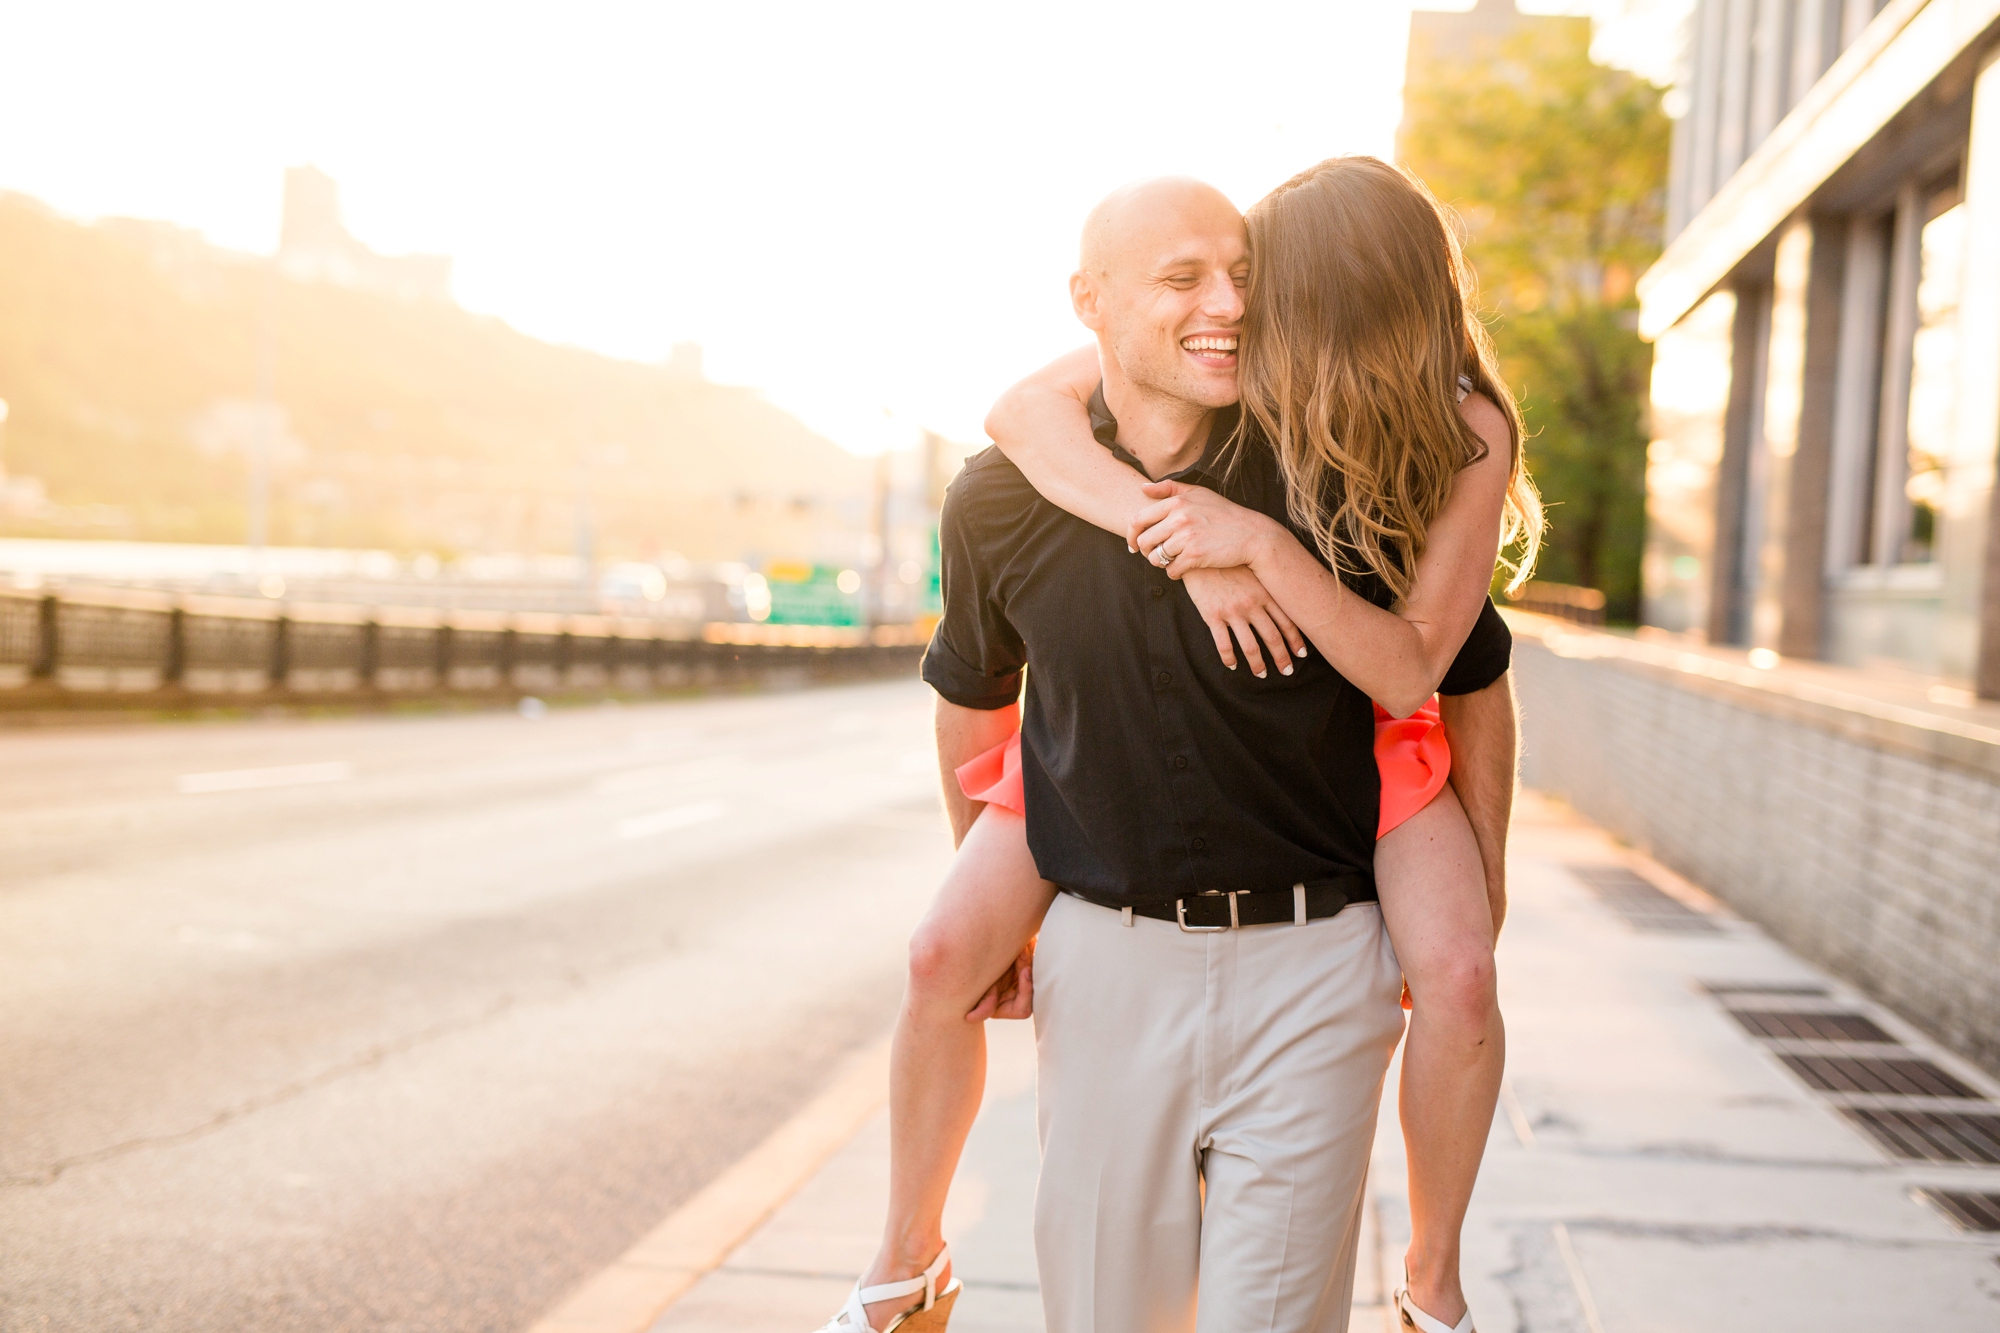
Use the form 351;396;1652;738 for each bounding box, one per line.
0;193;875;563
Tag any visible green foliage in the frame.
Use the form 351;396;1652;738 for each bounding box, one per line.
1401;21;1671;620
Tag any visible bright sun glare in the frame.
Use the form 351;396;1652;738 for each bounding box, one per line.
0;1;1634;455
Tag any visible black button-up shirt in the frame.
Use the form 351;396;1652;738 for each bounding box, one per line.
922;389;1511;909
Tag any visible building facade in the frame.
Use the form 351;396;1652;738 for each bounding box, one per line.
1642;0;2000;694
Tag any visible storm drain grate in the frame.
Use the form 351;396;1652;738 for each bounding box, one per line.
1777;1054;1981;1098
1912;1189;2000;1232
1727;1009;1894;1042
1567;866;1722;934
1842;1107;2000;1165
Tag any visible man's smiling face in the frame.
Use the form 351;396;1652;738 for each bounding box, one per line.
1075;179;1248;410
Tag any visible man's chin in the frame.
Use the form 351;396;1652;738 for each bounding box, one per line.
1190;377;1242;409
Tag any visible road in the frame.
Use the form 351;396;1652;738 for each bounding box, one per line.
0;680;951;1332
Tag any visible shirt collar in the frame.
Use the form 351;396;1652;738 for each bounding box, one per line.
1086;382;1236;484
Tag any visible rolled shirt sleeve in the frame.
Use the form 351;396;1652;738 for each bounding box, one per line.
920;458;1027;710
1436;597;1512;696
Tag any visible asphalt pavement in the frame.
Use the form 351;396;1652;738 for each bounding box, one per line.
0;680;952;1333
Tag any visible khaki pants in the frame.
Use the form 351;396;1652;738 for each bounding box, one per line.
1031;892;1404;1333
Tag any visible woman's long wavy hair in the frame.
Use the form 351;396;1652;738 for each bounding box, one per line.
1236;156;1541;600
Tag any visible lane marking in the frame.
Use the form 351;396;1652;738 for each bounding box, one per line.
525;1035;891;1333
614;801;728;840
176;761;354;794
1499;1077;1536;1148
1551;1223;1607;1333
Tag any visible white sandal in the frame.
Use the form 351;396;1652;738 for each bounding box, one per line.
818;1245;962;1333
1395;1271;1474;1333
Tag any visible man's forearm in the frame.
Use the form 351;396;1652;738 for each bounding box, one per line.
935;696;1021;847
1437;671;1517;933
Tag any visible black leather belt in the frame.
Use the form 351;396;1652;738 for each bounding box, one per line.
1066;880;1368;931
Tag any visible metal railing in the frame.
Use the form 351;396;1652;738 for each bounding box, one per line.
0;588;927;707
1504;581;1608;626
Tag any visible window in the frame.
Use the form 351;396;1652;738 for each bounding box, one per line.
1901;194;1962;563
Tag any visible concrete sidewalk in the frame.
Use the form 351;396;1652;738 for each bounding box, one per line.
639;791;2000;1333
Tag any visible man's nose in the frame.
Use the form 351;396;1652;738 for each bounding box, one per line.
1201;272;1245;324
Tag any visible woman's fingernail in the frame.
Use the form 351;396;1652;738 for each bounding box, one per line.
1254;670;1267;679
1281;664;1293;676
1295;647;1308;657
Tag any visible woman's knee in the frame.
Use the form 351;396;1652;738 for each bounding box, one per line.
906;917;980;1005
1415;945;1498;1031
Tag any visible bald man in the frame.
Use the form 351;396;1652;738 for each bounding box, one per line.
919;179;1502;1333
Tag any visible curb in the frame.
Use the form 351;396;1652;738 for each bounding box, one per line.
526;1035;893;1333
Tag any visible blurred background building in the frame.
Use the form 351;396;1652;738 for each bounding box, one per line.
277;165;453;303
0;170;966;626
1641;0;2000;694
1454;0;2000;1083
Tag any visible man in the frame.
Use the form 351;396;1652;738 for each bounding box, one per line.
922;178;1515;1333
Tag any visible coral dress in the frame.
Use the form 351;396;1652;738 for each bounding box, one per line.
957;698;1449;839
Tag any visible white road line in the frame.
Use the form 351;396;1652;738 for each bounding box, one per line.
614;800;729;840
176;761;355;795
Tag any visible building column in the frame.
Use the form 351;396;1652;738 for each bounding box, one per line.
1748;0;1792;147
1711;282;1770;645
1963;46;2000;696
1778;214;1847;658
1687;0;1730;215
1752;217;1814;651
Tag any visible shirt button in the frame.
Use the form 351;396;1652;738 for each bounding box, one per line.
1155;671;1172;688
1150;585;1166;599
1172;755;1189;770
1191;837;1206;852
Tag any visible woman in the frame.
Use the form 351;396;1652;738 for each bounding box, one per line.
823;156;1540;1333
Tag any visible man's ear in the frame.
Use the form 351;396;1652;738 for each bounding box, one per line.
1070;271;1105;332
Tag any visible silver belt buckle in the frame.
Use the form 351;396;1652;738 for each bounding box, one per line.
1176;890;1239;932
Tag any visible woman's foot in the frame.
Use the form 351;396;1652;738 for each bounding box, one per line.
820;1245;958;1333
1395;1266;1471;1333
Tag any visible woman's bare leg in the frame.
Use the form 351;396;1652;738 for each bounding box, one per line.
1375;784;1503;1326
859;805;1055;1330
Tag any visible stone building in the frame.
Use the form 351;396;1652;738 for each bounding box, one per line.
1641;0;2000;694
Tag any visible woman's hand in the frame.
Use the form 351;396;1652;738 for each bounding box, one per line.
1130;481;1287;579
1181;567;1307;679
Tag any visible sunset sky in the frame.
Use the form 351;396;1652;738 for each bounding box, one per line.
0;1;1677;455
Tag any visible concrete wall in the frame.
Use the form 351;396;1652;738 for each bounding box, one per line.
1511;623;2000;1075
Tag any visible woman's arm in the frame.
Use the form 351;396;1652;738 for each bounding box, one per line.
983;344;1149;537
1130;394;1515;717
985;347;1306;675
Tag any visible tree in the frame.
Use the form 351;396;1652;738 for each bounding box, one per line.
1401;20;1671;621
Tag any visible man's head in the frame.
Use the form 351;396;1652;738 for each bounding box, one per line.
1072;178;1247;412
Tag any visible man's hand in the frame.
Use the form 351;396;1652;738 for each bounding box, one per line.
964;939;1035;1021
1182;566;1307;679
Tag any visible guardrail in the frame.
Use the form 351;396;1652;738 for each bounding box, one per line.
0;588;928;709
1504;581;1607;626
